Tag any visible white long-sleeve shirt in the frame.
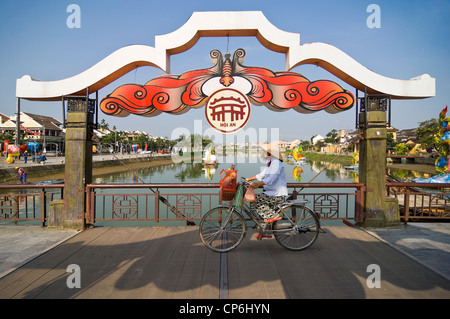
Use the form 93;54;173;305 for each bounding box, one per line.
255;157;288;197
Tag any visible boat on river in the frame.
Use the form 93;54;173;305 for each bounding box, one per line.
202;150;217;166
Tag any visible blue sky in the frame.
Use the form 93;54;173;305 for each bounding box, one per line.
0;0;449;142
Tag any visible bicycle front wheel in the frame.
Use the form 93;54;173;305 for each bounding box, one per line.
199;206;246;252
274;205;319;251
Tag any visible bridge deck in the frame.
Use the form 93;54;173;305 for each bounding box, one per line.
0;226;449;299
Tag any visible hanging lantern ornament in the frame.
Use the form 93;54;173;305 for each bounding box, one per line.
293;146;303;162
435;106;450;174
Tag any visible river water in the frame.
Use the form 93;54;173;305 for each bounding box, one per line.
93;153;357;185
92;152;433;185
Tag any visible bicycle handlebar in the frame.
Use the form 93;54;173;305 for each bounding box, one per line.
240;177;251;185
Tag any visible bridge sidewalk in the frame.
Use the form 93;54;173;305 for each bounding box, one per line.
0;224;449;299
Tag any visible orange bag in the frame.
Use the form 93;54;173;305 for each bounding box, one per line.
220;169;237;200
243;186;256;202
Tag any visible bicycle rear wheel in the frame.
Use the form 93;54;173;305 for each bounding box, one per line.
274;205;319;251
199;206;246;252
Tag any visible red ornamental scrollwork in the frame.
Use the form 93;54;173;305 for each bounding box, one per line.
100;49;354;117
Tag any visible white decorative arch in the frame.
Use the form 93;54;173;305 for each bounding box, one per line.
16;11;435;101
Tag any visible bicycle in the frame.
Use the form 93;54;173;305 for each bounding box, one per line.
199;177;321;252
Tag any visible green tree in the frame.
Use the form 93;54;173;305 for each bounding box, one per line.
99;119;109;130
147;138;157;151
315;139;326;151
393;143;408;155
325;129;338;143
133;134;149;149
0;131;14;142
300;140;311;151
155;137;165;150
180;134;214;150
416;118;440;154
100;132;115;145
386;133;395;150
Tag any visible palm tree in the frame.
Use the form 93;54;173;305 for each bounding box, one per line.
99;119;109;130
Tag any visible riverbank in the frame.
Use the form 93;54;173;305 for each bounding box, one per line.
303;152;353;165
304;152;437;175
387;163;437;175
0;154;174;184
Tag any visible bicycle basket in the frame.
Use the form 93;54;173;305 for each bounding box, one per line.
234;184;244;209
219;169;237;201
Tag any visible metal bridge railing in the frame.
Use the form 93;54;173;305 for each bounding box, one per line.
386;182;450;224
0;184;64;226
85;183;366;226
11;182;444;226
3;182;449;227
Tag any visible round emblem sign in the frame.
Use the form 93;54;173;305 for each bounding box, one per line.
205;88;251;134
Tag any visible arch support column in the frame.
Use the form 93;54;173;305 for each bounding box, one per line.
62;97;94;229
358;96;389;227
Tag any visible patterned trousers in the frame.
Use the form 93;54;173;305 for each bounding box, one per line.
251;193;286;220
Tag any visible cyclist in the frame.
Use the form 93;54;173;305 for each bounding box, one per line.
246;142;288;228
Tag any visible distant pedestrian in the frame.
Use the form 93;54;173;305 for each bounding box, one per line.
15;167;26;184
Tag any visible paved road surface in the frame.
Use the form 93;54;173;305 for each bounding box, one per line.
0;223;449;299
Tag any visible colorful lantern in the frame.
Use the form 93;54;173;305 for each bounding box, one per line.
27;142;39;152
440;131;450;145
292;146;303;161
352;152;359;166
7;145;19;156
292;167;303;182
435;106;450;174
435;156;450;174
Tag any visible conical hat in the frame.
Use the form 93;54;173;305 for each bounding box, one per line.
260;141;283;160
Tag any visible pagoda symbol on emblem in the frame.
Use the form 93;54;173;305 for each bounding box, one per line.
205;88;251;134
